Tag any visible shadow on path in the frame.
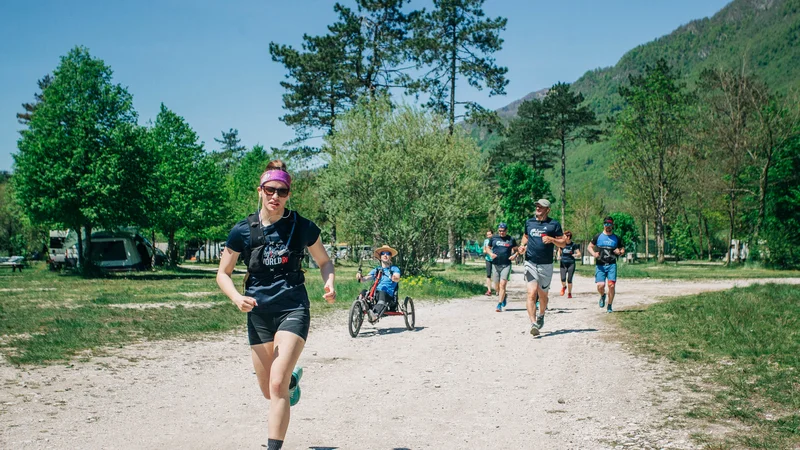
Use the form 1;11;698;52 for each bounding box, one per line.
356;326;427;338
538;328;598;338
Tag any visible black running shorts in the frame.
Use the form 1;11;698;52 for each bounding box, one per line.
247;308;310;345
485;260;493;278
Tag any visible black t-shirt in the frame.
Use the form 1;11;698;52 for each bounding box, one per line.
226;210;321;312
560;242;580;265
489;234;517;266
524;217;564;264
591;233;624;266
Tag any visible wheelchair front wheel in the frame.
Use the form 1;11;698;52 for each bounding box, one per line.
348;299;365;337
403;296;415;330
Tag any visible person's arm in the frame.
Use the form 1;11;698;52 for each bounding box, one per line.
588;239;600;258
553;234;567;248
518;234;528;255
557;247;563;259
614;239;626;256
308;237;336;303
574;245;582;258
216;247;256;312
391;267;401;283
486;239;497;260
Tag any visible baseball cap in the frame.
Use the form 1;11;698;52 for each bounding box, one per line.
535;199;551;208
498;222;507;229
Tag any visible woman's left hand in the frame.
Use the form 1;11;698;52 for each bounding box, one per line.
323;281;336;304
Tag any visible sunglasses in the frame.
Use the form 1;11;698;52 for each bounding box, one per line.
260;184;290;198
603;222;613;227
380;251;392;256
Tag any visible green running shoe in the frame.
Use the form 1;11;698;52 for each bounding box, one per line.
289;366;303;406
599;294;606;308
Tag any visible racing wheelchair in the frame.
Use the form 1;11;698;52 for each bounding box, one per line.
348;268;415;337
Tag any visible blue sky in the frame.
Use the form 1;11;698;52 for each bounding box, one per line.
0;0;731;172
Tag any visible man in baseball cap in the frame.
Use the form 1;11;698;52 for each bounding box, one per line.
518;198;565;336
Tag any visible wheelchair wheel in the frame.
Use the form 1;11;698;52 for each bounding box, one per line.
403;296;415;330
348;299;365;337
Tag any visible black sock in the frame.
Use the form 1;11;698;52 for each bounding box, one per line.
267;438;284;450
289;374;297;389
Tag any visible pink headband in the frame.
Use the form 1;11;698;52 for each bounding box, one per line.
260;170;291;188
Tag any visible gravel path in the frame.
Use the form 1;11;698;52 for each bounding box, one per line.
2;273;799;449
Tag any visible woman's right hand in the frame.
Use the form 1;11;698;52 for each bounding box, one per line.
234;295;257;312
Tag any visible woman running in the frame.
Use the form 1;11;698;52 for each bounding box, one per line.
216;160;335;450
557;231;580;298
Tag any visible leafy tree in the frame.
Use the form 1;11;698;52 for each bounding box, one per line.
696;67;758;264
611;59;693;264
761;135;800;268
270;33;355;147
496;163;551;236
213;128;247;172
16;75;52;125
744;83;800;241
607;212;638;252
491;98;555;172
226;144;271;223
147;104;227;266
318;97;487;275
13;46;150;271
566;183;606;255
269;0;412;150
409;0;508;134
542;82;600;227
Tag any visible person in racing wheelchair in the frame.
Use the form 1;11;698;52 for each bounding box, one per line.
356;245;401;323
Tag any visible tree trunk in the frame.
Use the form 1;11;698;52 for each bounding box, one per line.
753;158;771;242
151;230;157;271
704;217;712;261
448;19;457;136
84;225;93;274
697;212;705;260
168;229;177;267
726;192;736;266
644;220;649;262
656;214;665;264
448;226;460;265
560;137;567;227
77;226;84;269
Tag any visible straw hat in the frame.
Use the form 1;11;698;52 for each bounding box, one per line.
374;245;398;258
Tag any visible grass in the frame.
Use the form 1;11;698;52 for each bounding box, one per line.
0;262;484;365
616;284;800;449
573;261;800;280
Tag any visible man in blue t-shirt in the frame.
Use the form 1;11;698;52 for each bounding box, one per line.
487;223;518;312
518;199;566;336
357;245;401;322
588;216;626;313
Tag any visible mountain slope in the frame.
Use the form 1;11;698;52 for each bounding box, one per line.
487;0;800;210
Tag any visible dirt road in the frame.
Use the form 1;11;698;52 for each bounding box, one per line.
2;273;798;449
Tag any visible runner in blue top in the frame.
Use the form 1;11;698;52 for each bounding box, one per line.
588;216;626;313
482;229;494;296
357;245;401;322
518;199;566;336
216;160;336;450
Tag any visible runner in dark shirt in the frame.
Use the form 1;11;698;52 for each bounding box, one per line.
517;199;566;336
557;231;581;298
487;223;518;312
216;160;335;450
